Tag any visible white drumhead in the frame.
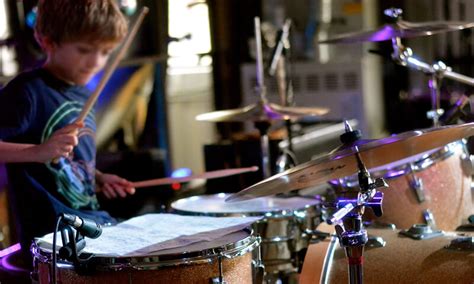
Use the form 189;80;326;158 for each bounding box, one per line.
171;193;320;215
153;229;250;256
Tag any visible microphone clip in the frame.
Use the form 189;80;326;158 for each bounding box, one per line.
58;217;96;274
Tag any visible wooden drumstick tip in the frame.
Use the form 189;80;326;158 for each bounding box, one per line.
250;166;259;172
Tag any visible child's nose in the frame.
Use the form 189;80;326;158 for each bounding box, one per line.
86;52;106;69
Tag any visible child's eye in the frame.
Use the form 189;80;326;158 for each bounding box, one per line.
77;47;92;54
101;49;113;56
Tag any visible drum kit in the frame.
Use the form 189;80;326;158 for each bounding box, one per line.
32;7;474;284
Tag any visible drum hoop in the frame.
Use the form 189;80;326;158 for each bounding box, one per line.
33;229;261;271
172;207;318;220
171;194;320;218
320;236;338;284
334;141;466;187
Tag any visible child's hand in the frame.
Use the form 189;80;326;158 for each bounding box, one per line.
34;122;83;162
96;172;136;199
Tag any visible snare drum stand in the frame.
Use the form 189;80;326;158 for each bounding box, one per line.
327;147;387;284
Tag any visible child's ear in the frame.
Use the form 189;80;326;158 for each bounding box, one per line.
34;31;56;52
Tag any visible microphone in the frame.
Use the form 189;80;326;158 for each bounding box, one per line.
439;95;470;125
268;19;292;76
61;213;103;239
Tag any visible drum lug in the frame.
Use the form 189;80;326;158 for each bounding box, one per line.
467;154;474;175
408;169;425;203
445;236;474;251
422;209;437;229
363;221;396;230
30;258;40;283
210;254;227;284
251;259;265;284
210;277;227;284
399;223;443;240
366;235;386;248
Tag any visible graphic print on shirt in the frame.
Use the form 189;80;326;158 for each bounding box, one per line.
41;101;99;210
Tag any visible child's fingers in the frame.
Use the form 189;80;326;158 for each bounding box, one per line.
112;184;127;198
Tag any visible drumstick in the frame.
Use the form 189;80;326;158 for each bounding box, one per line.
51;8;148;164
132;166;259;188
76;7;149;123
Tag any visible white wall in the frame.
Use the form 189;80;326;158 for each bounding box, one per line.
166;68;218;174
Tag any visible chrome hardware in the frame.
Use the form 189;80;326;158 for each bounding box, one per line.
399;224;443;240
252;259;265;284
468;154;474;175
422;209;437;229
366;235;386;248
211;254;227;284
275;149;298;173
445;236;474;251
363;221;396;230
408;165;425;203
384;7;403;20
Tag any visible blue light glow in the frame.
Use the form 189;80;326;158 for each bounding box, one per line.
171;168;192;178
25;7;37;28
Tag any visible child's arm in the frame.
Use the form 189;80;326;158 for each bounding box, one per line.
0;122;83;163
95;170;136;199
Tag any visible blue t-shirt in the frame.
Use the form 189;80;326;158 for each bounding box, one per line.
0;68;115;243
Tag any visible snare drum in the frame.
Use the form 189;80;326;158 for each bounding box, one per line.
171;193;322;276
301;226;474;284
32;229;260;284
331;141;473;230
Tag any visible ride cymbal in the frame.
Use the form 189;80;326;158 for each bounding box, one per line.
227;122;474;202
196;102;329;122
318;20;474;44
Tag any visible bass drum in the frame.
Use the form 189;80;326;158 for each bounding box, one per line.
32;229;261;284
331;141;473;231
171;193;322;278
301;225;474;284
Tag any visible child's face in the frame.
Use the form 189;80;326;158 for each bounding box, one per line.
47;40;118;85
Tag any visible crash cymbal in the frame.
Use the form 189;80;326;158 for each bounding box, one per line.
196;102;329;122
318;20;474;44
227;122;474;202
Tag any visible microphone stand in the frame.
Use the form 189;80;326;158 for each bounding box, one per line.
254;17;272;179
270;19;299;172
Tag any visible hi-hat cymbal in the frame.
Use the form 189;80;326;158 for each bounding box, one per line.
227;122;474;202
318;20;474;44
196;102;329;122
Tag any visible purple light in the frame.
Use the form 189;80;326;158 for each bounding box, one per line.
374;25;396;41
0;243;29;273
1;253;29;273
0;243;21;258
385;169;405;178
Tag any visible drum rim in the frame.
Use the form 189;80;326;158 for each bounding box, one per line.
330;140;466;187
32;228;261;271
170;193;320;217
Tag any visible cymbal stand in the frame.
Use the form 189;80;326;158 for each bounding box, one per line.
255;120;272;178
390;33;474;126
327;146;387;284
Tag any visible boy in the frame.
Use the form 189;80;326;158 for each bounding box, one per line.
0;0;136;263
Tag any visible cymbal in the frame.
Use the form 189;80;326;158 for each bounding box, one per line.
227;122;474;202
196;102;329;122
318;20;474;44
